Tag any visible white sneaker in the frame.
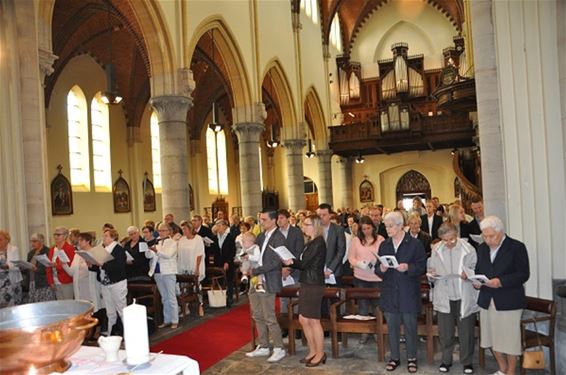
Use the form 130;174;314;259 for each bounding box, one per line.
267;347;286;363
490;371;505;375
245;345;270;358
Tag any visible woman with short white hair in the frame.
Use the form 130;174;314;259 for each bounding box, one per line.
374;211;427;373
429;222;479;374
148;223;179;329
27;233;56;303
475;216;529;375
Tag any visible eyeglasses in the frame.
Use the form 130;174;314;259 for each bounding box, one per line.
303;223;313;226
53;233;65;236
443;238;458;245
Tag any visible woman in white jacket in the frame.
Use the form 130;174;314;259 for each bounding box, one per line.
0;230;23;307
428;222;479;374
147;222;179;329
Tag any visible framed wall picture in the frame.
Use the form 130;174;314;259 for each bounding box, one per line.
359;179;374;203
51;165;73;215
113;169;131;213
143;172;156;212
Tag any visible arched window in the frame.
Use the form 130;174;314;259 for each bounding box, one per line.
206;128;229;195
91;93;111;191
150;113;162;191
301;0;318;24
329;14;342;52
67;85;90;191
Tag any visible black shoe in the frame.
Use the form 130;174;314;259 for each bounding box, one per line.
439;363;451;373
282;329;289;338
295;331;302;340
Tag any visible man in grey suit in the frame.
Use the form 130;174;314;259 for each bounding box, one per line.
277;209;304;337
246;209;287;363
317;203;346;284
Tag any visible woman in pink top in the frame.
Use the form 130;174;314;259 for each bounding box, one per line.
348;216;384;327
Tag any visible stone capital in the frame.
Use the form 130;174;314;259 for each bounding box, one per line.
177;68;196;97
38;48;58;83
232;122;265;143
283;138;306;152
150;95;192;123
232;103;267;125
317;148;334;160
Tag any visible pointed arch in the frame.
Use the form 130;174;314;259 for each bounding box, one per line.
304;87;327;149
373;20;435;63
187;17;252;109
262;59;297;139
37;0;177;96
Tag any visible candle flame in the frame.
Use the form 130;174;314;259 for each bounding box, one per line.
28;365;37;375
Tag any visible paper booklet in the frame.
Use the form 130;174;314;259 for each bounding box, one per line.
76;246;114;265
379;255;399;268
468;274;490;284
343;314;376;321
56;249;70;263
282;275;295;287
324;266;337;284
469;234;484;244
269;245;295;261
202;236;214;245
33;254;52;267
138;242;149;253
11;260;35;270
462;266;489;284
125;251;134;263
426;272;460;280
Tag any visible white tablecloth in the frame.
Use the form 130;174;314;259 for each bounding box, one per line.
52;345;200;374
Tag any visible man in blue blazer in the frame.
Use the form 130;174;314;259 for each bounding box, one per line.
474;216;529;375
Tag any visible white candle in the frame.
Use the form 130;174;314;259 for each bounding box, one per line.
123;299;150;365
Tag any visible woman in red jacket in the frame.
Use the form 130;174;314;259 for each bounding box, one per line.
46;227;75;300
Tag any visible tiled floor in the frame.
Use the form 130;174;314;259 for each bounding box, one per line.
149;298;550;375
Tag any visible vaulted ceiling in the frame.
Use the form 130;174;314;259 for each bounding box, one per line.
318;0;464;55
46;0;150;130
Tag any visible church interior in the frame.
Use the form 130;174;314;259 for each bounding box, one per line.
1;0;565;373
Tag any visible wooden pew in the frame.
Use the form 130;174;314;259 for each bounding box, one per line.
329;287;383;359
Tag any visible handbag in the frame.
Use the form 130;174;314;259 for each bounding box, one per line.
206;276;227;308
522;318;545;370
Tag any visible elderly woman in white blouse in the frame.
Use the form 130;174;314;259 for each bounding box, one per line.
0;230;23;307
177;221;205;316
147;222;179;329
428;222;479;374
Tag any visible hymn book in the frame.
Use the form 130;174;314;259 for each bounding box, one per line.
76;246;114;265
11;260;35;270
269;245;295;261
33;254;52;267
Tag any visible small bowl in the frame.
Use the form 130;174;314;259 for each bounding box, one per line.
0;300;98;373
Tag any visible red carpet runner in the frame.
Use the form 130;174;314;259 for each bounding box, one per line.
151;303;252;372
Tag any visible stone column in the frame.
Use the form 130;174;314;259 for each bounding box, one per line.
317;149;334;207
232;122;264;217
469;0;507;223
283;138;306;212
150;95;192;221
336;156;353;209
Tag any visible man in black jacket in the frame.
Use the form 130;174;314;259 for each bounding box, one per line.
215;220;236;307
192;214;218;267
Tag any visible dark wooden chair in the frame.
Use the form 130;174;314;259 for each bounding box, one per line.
329;287;383;359
127;282;162;325
176;274;202;318
520;297;556;375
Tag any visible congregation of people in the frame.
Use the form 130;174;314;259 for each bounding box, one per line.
0;196;530;374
